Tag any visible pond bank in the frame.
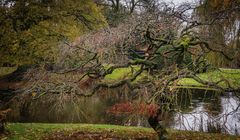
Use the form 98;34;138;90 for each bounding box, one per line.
1;67;240;91
177;68;240;90
3;123;240;140
104;67;240;91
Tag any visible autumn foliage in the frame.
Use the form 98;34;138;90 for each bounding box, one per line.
106;102;159;117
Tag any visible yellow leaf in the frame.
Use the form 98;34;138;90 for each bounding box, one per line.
32;92;37;97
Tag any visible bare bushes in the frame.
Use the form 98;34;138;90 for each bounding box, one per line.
206;120;226;133
6;79;136;123
7;66;136;122
70;18;138;64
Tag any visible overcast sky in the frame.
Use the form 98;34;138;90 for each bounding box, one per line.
163;0;198;5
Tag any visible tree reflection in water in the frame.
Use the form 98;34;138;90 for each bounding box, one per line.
172;90;240;135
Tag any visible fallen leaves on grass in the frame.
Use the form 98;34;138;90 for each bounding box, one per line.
44;131;129;140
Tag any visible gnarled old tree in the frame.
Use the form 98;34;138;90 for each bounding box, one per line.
11;1;240;140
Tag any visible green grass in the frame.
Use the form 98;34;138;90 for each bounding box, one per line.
104;65;148;83
3;123;239;140
4;123;156;140
0;67;17;78
178;68;240;89
103;66;240;90
104;66;145;81
104;67;137;80
104;66;240;90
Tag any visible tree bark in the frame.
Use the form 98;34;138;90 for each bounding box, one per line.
148;110;168;140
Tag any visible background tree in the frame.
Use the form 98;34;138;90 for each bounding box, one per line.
97;0;158;26
195;0;240;68
0;0;106;66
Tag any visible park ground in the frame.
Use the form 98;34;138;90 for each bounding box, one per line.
0;67;240;139
2;123;240;140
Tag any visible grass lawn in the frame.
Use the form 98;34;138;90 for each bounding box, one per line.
178;68;240;89
104;66;240;90
104;66;147;82
4;123;157;140
3;123;239;140
0;67;17;78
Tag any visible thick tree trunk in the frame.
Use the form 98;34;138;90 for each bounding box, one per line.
148;111;168;140
0;122;5;133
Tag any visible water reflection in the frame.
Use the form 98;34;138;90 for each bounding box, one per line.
172;90;240;135
102;89;240;135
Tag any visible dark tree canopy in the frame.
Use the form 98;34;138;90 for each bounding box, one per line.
0;0;106;66
195;0;240;67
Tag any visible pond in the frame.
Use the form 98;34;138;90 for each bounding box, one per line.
170;89;240;135
7;88;240;135
103;89;240;135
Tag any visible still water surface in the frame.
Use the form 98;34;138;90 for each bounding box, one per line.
171;90;240;135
